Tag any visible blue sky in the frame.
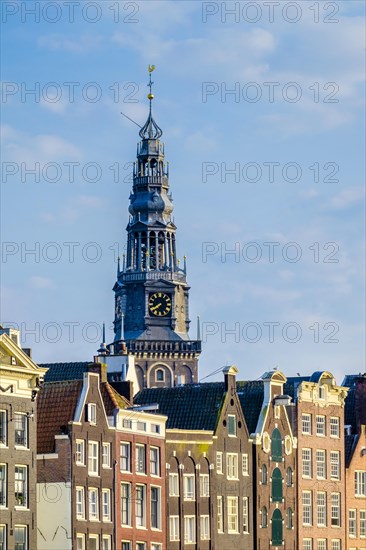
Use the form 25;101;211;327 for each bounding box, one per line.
1;0;365;384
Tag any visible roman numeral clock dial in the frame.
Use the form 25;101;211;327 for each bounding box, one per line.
148;292;172;317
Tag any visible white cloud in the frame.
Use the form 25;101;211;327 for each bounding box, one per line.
329;187;365;209
38;34;102;54
29;276;54;289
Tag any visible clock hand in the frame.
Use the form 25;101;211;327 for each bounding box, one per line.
150;303;162;312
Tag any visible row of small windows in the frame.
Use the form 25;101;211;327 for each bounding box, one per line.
76;533;112;550
0;411;28;448
302;414;340;437
260;465;293;487
302;539;342;550
121;544;162;550
0;525;27;550
76;487;111;523
348;509;366;538
121;483;161;530
0;464;28;508
75;440;111;474
120;443;161;476
216;452;249;477
169;473;210;499
302;491;341;527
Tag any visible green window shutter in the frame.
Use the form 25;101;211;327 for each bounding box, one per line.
271;428;282;461
272;467;283;502
271;509;283;546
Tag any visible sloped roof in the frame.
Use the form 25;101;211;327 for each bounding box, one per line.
41;362;90;382
345;433;359;467
102;383;130;415
37;380;82;453
236;381;264;434
134;383;226;430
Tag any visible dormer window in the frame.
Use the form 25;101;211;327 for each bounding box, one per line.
318;385;326;400
87;403;97;424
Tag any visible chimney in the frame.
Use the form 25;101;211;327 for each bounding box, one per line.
88;362;107;383
223;365;238;392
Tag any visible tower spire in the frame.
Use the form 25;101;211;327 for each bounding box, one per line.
139;65;162;140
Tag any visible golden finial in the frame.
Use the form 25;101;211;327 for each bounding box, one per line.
147;65;156;101
148;65;155;73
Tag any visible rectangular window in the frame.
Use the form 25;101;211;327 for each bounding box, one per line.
355;471;366;496
316;415;326;436
15;466;27;508
135;485;146;527
14;414;27;447
242;453;249;476
88;441;99;475
120;442;131;472
227;496;239;533
76;487;85;519
243;497;249;533
137;421;146;431
75;440;85;465
121;542;131;550
330;417;340;438
169;473;179;496
317;540;326;550
317;492;326;526
0;465;6;507
169;516;179;541
150;447;160;476
302;413;312;434
122;418;132;430
349;509;356;537
227;453;238;479
151;423;160;434
0;525;6;550
200;515;210;540
102;489;111;522
0;411;7;446
316;450;326;479
302;448;312;478
216;452;223;474
76;534;85;550
303;491;312;526
101;536;111;550
228;415;236;436
88;488;99;521
330;451;340;480
87;403;97;424
184;516;195;544
360;510;366;537
102;443;111;468
331;541;341;550
303;540;312;550
151;487;161;529
183;474;195;501
136;544;146;550
136;444;146;474
151;545;162;550
88;535;99;550
331;493;341;527
14;526;27;550
121;483;131;526
217;496;223;533
199;474;209;497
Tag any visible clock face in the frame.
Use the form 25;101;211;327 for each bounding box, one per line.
148;292;172;317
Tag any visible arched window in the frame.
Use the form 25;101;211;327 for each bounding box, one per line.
271;428;282;461
261;506;268;528
156;369;164;382
286;467;293;487
272;467;283;502
271;509;283;545
261;464;268;485
286;508;293;529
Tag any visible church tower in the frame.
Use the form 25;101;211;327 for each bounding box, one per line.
111;67;201;390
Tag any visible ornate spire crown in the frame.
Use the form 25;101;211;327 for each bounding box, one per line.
139;65;163;140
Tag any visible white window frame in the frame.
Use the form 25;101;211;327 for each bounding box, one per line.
102;443;111;469
121;483;131;526
150;486;161;530
330;541;341;550
360;509;366;538
302;448;312;478
120;441;131;472
169;515;179;541
216;452;223;474
75;439;85;466
102;489;111;522
199;474;209;497
317;540;327;550
136;444;146;474
217;496;223;533
316;415;326;436
243;496;249;533
226;453;238;480
88;441;99;476
330;451;340;480
349;509;356;538
88;487;99;521
227;496;239;533
76;486;85;520
0;464;7;507
14;525;27;550
242;453;249;476
184;516;196;544
355;471;366;497
330;493;341;527
302;413;312;434
135;484;146;528
121;542;131;550
87;403;97;424
76;533;85;550
88;534;99;550
0;411;7;446
200;515;210;540
169;473;179;497
150;447;160;477
14;465;27;508
101;535;111;550
317;492;326;527
14;413;28;448
183;474;195;501
330;417;340;438
316;449;326;479
303;540;313;550
0;524;6;550
302;491;312;526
